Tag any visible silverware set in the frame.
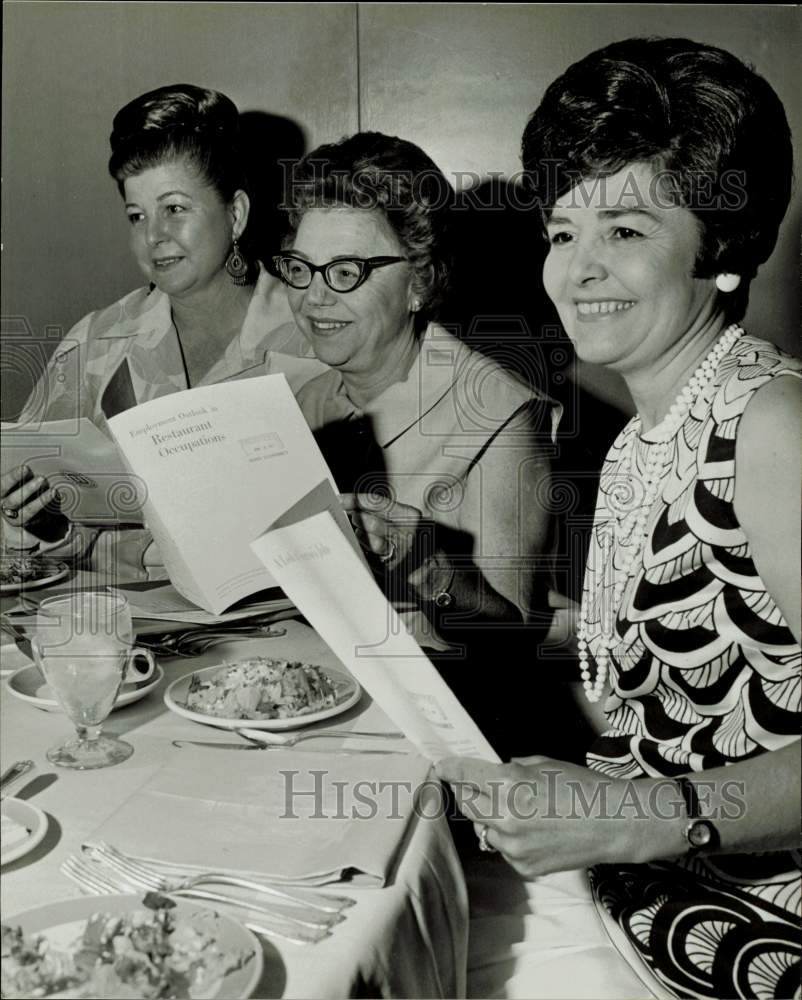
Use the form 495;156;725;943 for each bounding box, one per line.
3;612;288;659
137;622;288;657
61;841;355;946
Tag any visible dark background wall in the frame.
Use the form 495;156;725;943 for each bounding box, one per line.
2;2;800;418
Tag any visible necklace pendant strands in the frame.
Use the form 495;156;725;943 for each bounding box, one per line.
577;325;743;704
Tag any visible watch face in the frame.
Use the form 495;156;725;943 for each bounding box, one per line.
688;820;714;848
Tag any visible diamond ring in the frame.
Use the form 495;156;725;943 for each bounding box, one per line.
2;506;19;521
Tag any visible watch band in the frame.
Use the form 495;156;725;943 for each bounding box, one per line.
675;776;700;819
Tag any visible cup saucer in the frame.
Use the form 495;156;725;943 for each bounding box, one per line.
5;662;164;713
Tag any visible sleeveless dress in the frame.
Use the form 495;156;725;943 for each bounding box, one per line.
581;333;801;999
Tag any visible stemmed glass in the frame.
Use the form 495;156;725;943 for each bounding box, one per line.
32;591;148;769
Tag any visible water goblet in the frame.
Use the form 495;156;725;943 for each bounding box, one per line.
31;590;153;769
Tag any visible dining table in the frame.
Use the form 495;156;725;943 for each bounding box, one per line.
0;587;469;999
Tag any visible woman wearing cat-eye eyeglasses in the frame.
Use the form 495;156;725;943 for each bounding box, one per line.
273;132;562;751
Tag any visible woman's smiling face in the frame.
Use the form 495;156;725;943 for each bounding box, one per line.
123;158;244;298
286;207;416;373
542;162;719;373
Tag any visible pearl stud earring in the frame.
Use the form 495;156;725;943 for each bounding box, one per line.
715;273;741;293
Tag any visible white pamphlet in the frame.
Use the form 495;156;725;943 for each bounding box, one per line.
251;509;500;763
0;418;146;524
107;375;341;614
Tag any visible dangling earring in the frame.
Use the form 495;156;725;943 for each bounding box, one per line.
715;273;741;293
225;238;249;285
411;298;422;312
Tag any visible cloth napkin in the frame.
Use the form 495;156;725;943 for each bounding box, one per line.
86;747;434;886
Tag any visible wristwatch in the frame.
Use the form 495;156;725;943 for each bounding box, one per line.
432;588;454;609
425;555;455;610
675;776;720;855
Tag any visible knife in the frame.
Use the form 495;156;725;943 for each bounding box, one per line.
0;759;34;797
172;740;407;755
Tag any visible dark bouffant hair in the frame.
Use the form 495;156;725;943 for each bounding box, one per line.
108;84;246;204
285;131;453;321
521;37;794;321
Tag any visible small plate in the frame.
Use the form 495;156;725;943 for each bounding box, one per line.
164;661;361;731
1;797;48;865
0;559;70;594
5;662;164;713
2;892;263;998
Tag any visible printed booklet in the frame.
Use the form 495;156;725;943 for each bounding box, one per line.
106;374;350;614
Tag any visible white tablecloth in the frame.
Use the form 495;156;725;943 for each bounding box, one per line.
0;620;468;998
462;854;657;999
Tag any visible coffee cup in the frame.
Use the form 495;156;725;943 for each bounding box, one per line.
122;647;156;686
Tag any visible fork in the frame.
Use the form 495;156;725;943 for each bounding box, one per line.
176;628;288;655
139;625;287;658
62;854;338;932
61;855;330;946
84;841;354;914
236;727;405;747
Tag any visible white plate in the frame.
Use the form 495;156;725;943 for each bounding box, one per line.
2;892;263;998
0;559;70;594
164;661;361;731
1;797;48;865
5;662;164;713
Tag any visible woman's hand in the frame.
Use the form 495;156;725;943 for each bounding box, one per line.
438;743;802;876
341;493;453;598
1;465;68;547
435;755;677;878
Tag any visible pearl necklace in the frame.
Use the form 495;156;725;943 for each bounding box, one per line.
577;324;743;703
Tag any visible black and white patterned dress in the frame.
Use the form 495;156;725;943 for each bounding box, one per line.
581;333;801;999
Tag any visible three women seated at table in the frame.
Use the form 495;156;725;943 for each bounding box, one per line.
0;84;325;579
2;31;799;1000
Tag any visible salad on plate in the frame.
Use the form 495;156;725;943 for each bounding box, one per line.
185;657;338;721
1;893;255;999
0;556;69;593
